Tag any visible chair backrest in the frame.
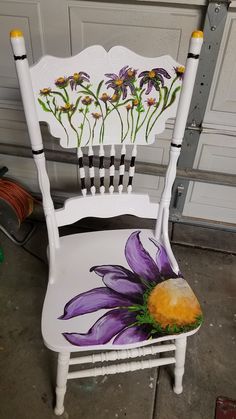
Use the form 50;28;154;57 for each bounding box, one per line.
10;29;203;279
30;46;184;198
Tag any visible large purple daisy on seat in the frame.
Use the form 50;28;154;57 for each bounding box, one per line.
60;231;202;347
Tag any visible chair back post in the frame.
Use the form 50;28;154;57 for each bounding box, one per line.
10;30;59;281
155;31;203;272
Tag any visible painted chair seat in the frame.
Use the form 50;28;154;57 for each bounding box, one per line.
42;229;202;353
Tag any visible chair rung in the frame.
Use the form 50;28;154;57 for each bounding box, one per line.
68;357;176;379
69;343;176;365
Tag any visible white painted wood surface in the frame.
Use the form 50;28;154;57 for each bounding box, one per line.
41;228;200;352
10;27;203;415
55;194;159;227
30;46;182;148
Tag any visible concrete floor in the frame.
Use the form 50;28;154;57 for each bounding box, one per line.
0;220;236;419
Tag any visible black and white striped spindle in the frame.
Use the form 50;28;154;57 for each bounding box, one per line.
88;145;96;195
99;144;105;194
77;148;87;196
118;144;126;194
127;145;137;193
109;145;115;194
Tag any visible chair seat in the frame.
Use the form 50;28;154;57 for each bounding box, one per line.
42;229;202;353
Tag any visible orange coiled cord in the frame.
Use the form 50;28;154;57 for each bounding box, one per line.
0;179;35;224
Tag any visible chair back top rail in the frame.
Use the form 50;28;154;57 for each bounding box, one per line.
28;46;184;149
10;29;203;153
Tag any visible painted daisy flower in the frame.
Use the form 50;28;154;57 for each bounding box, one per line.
39;88;51;96
174;66;185;80
138;68;171;94
69;72;90;90
126;67;137;80
55;77;69;89
146;97;156;107
126;103;133;111
105;66;136;100
92;112;102;119
59;103;75;113
100;92;111;102
60;231;202;346
132;98;139;107
110;93;119;103
82;96;93;105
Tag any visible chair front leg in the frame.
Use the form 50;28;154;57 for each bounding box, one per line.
173;336;187;394
54;352;70;415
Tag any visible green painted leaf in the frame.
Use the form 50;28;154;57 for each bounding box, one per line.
162;86;169;106
52;96;58;113
96;80;104;97
166;86;181;109
79;90;93;95
38;98;51;112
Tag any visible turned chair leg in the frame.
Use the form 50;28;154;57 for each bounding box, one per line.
54;352;70;415
173;336;187;395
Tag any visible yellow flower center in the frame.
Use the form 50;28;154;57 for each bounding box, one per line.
111;94;118;102
147;98;155;105
115;79;123;86
41;88;50;94
133;99;139;106
92;112;101;119
147;278;202;328
127;69;135;77
148;70;156;79
101;93;109;100
57;77;65;83
64;103;71;109
83;96;92;104
177;66;185;74
73;73;80;81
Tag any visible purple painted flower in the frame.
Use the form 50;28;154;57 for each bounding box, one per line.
174;66;185;80
138;68;171;94
55;77;69;89
105;66;136;100
59;231;202;347
69;72;90;90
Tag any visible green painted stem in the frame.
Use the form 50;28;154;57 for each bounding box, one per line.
78;106;89;146
130;108;134;140
145;88;163;142
63;87;69;103
47;98;69;143
122;111;131;142
165;76;178;106
68;113;80;146
51;90;67;103
91;119;97;144
79;85;105;143
136;107;151;134
110;101;124;142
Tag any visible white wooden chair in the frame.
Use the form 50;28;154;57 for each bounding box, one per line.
10;29;203;415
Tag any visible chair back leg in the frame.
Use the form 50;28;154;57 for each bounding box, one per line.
173;336;187;394
54;352;70;416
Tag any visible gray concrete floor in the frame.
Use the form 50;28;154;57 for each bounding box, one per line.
0;220;236;419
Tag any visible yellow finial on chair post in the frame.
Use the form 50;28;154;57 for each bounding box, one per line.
10;29;23;38
191;30;204;39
